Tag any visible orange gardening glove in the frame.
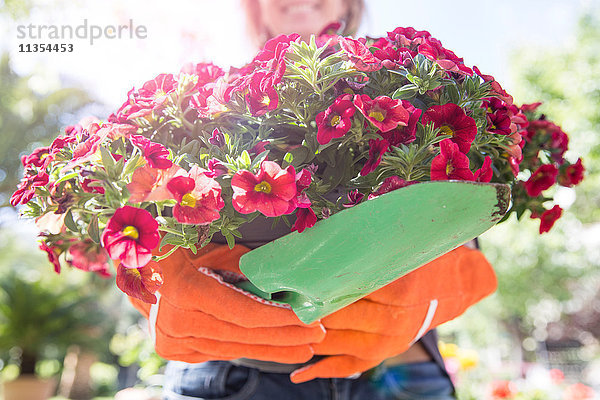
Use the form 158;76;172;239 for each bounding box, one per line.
290;245;497;383
128;243;326;365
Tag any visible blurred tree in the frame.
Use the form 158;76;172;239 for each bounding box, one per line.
0;53;90;207
460;9;600;364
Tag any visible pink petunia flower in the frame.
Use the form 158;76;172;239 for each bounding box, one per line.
39;241;62;274
430;139;475;181
354;95;409;133
116;261;163;304
130;135;173;169
10;172;50;206
422;103;477;154
68;240;111;276
166;166;225;225
231;161;297;217
339;37;382;72
315;94;356;145
127;164;186;203
101;206;160;269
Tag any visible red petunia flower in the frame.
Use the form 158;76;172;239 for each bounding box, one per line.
10;172;49;206
208;128;226;147
360;139;389;176
558;158;585;187
534;205;563;234
101;206;160;269
292;207;317;233
231;161;297;217
354;95;409;133
473;66;513;105
339;37;382;72
116;261;163;304
68;240;111;276
419;40;473;75
167;166;225;225
474;157;493;183
205;158;229;178
130;135;173;169
368;176;418;200
422;103;477;154
524;164;559;197
315;94;356;145
430;139;475;181
343;189;365;207
40;241;61;274
127;164;186;203
379;100;421;147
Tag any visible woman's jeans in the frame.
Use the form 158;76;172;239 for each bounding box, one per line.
163;360;455;400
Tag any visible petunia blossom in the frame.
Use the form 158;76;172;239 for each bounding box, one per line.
339;37;382;72
368;176;418;200
166;166;225;225
116;261;163;304
534;205;563;234
101;206;160;269
558;158;585;187
430;139;475;181
129;135;173;169
315;94;356;145
422;103;477;154
360;139;389;176
354;95;409;133
474;157;493;183
292;207;317;233
524;164;558;197
40;241;62;274
127;164;186;203
68;240;111;277
231;161;297;217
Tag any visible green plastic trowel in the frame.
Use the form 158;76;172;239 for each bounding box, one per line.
238;181;510;324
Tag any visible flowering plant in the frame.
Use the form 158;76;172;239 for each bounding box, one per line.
13;26;584;302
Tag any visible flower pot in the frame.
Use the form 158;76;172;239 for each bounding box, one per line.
2;375;56;400
239;181;510;324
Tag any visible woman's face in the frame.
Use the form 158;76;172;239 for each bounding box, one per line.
257;0;348;40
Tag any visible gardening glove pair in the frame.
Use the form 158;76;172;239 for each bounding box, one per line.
128;243;326;364
289;245;497;383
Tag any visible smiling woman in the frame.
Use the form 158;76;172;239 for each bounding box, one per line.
241;0;364;45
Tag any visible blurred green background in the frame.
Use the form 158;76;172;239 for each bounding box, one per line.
0;1;598;399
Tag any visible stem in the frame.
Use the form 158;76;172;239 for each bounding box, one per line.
159;227;185;237
153;245;180;261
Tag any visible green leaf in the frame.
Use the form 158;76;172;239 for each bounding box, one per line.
240;150;252;168
99;146;116;175
392;84;419;100
54;172;79;184
88;215;100;244
63;210;78;232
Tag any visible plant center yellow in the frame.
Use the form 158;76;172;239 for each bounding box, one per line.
180;193;196;208
439;125;455;136
368;111;385;122
330;115;341;126
254;181;272;194
122;226;139;240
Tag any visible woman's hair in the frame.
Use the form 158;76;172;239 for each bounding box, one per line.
241;0;365;47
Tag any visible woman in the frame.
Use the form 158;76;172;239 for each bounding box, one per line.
157;1;460;399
